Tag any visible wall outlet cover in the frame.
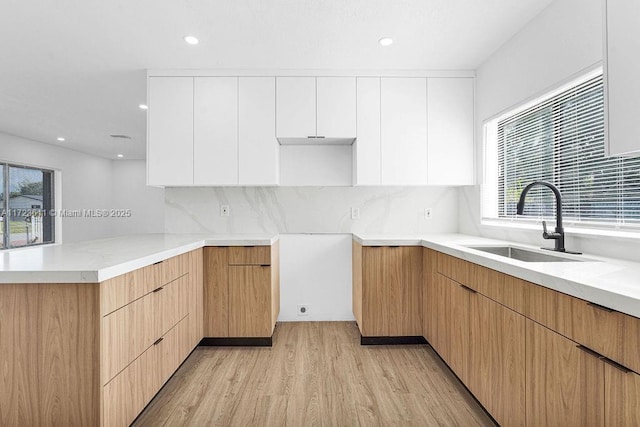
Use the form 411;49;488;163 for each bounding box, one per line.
220;205;230;217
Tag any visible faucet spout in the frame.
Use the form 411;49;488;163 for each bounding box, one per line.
516;181;566;252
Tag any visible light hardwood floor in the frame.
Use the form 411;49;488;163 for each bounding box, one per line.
134;322;495;426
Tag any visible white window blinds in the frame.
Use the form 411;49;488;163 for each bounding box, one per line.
484;71;640;228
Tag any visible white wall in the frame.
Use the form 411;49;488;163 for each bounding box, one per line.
278;234;353;322
0;132;114;242
0;133;164;243
111;160;164;236
459;0;640;261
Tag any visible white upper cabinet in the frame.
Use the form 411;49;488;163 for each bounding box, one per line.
276;76;356;144
147;77;194;186
238;77;279;185
147;72;474;187
354;77;382;185
380;78;428;185
276;77;316;139
427;78;475;185
316;77;357;138
194;77;238;185
605;0;640;157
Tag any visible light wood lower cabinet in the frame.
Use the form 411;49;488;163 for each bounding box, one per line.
204;243;280;338
605;363;640;425
469;292;525;427
352;242;422;337
526;319;604;426
0;249;203;427
427;250;640;427
229;265;272;337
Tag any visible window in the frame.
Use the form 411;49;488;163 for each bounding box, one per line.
483;69;640;231
0;163;55;249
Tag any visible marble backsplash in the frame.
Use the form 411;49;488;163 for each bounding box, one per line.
165;186;459;234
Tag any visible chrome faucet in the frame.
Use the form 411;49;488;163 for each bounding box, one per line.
516;181;580;254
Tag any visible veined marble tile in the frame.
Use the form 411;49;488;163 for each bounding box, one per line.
165;186;459;234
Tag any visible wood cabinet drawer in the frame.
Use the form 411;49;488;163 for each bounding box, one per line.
228;246;271;265
622;315;640;374
571;298;624;369
102;292;156;385
162;252;190;284
524;282;574;338
103;315;191;427
155;274;190;338
437;252;471;287
100;262;162;316
476;270;527;314
101;274;189;384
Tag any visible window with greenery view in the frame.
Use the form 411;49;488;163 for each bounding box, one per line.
483;70;640;230
0;163;55;249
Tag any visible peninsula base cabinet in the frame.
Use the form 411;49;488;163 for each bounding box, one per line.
203;243;280;339
0;249;203;427
425;250;640;427
352;242;422;338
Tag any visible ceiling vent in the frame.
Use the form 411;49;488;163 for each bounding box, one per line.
109;134;132;140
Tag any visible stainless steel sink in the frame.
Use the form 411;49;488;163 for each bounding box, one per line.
465;246;584;262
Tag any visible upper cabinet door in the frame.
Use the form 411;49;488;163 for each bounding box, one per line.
276;77;316;138
316;77;356;138
380;78;428;185
238;77;279;185
427;78;475;185
193;77;239;185
354;77;382;185
605;0;640;157
147;77;194;186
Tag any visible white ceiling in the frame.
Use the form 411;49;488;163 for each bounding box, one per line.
0;0;554;160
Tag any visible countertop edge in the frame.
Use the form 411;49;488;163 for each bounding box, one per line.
0;234;279;284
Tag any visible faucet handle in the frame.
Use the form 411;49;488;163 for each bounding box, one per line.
542;220;561;240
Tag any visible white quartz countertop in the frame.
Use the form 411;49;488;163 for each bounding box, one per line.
354;233;640;319
0;234;278;284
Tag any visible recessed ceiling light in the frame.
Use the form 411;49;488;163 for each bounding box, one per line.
117;154;124;158
184;35;199;45
379;37;393;47
57;137;65;142
139;104;148;110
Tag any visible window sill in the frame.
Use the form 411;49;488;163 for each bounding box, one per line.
481;218;640;241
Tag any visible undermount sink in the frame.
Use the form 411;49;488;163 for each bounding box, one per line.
465;245;585;263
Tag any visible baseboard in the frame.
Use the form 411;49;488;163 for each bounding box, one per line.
199;337;273;347
360;335;427;345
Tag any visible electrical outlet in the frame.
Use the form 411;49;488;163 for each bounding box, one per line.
424;208;433;219
297;304;309;316
220;205;230;217
351;207;360;220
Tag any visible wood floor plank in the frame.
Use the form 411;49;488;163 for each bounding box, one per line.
134;322;495;427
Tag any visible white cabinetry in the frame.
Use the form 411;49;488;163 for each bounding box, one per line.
239;77;279;185
354;77;381;185
276;77;316;139
605;0;640;156
194;77;238;185
380;78;428;185
147;72;474;187
427;78;474;185
147;76;279;186
147;77;194;186
276;76;356;144
317;77;357;138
